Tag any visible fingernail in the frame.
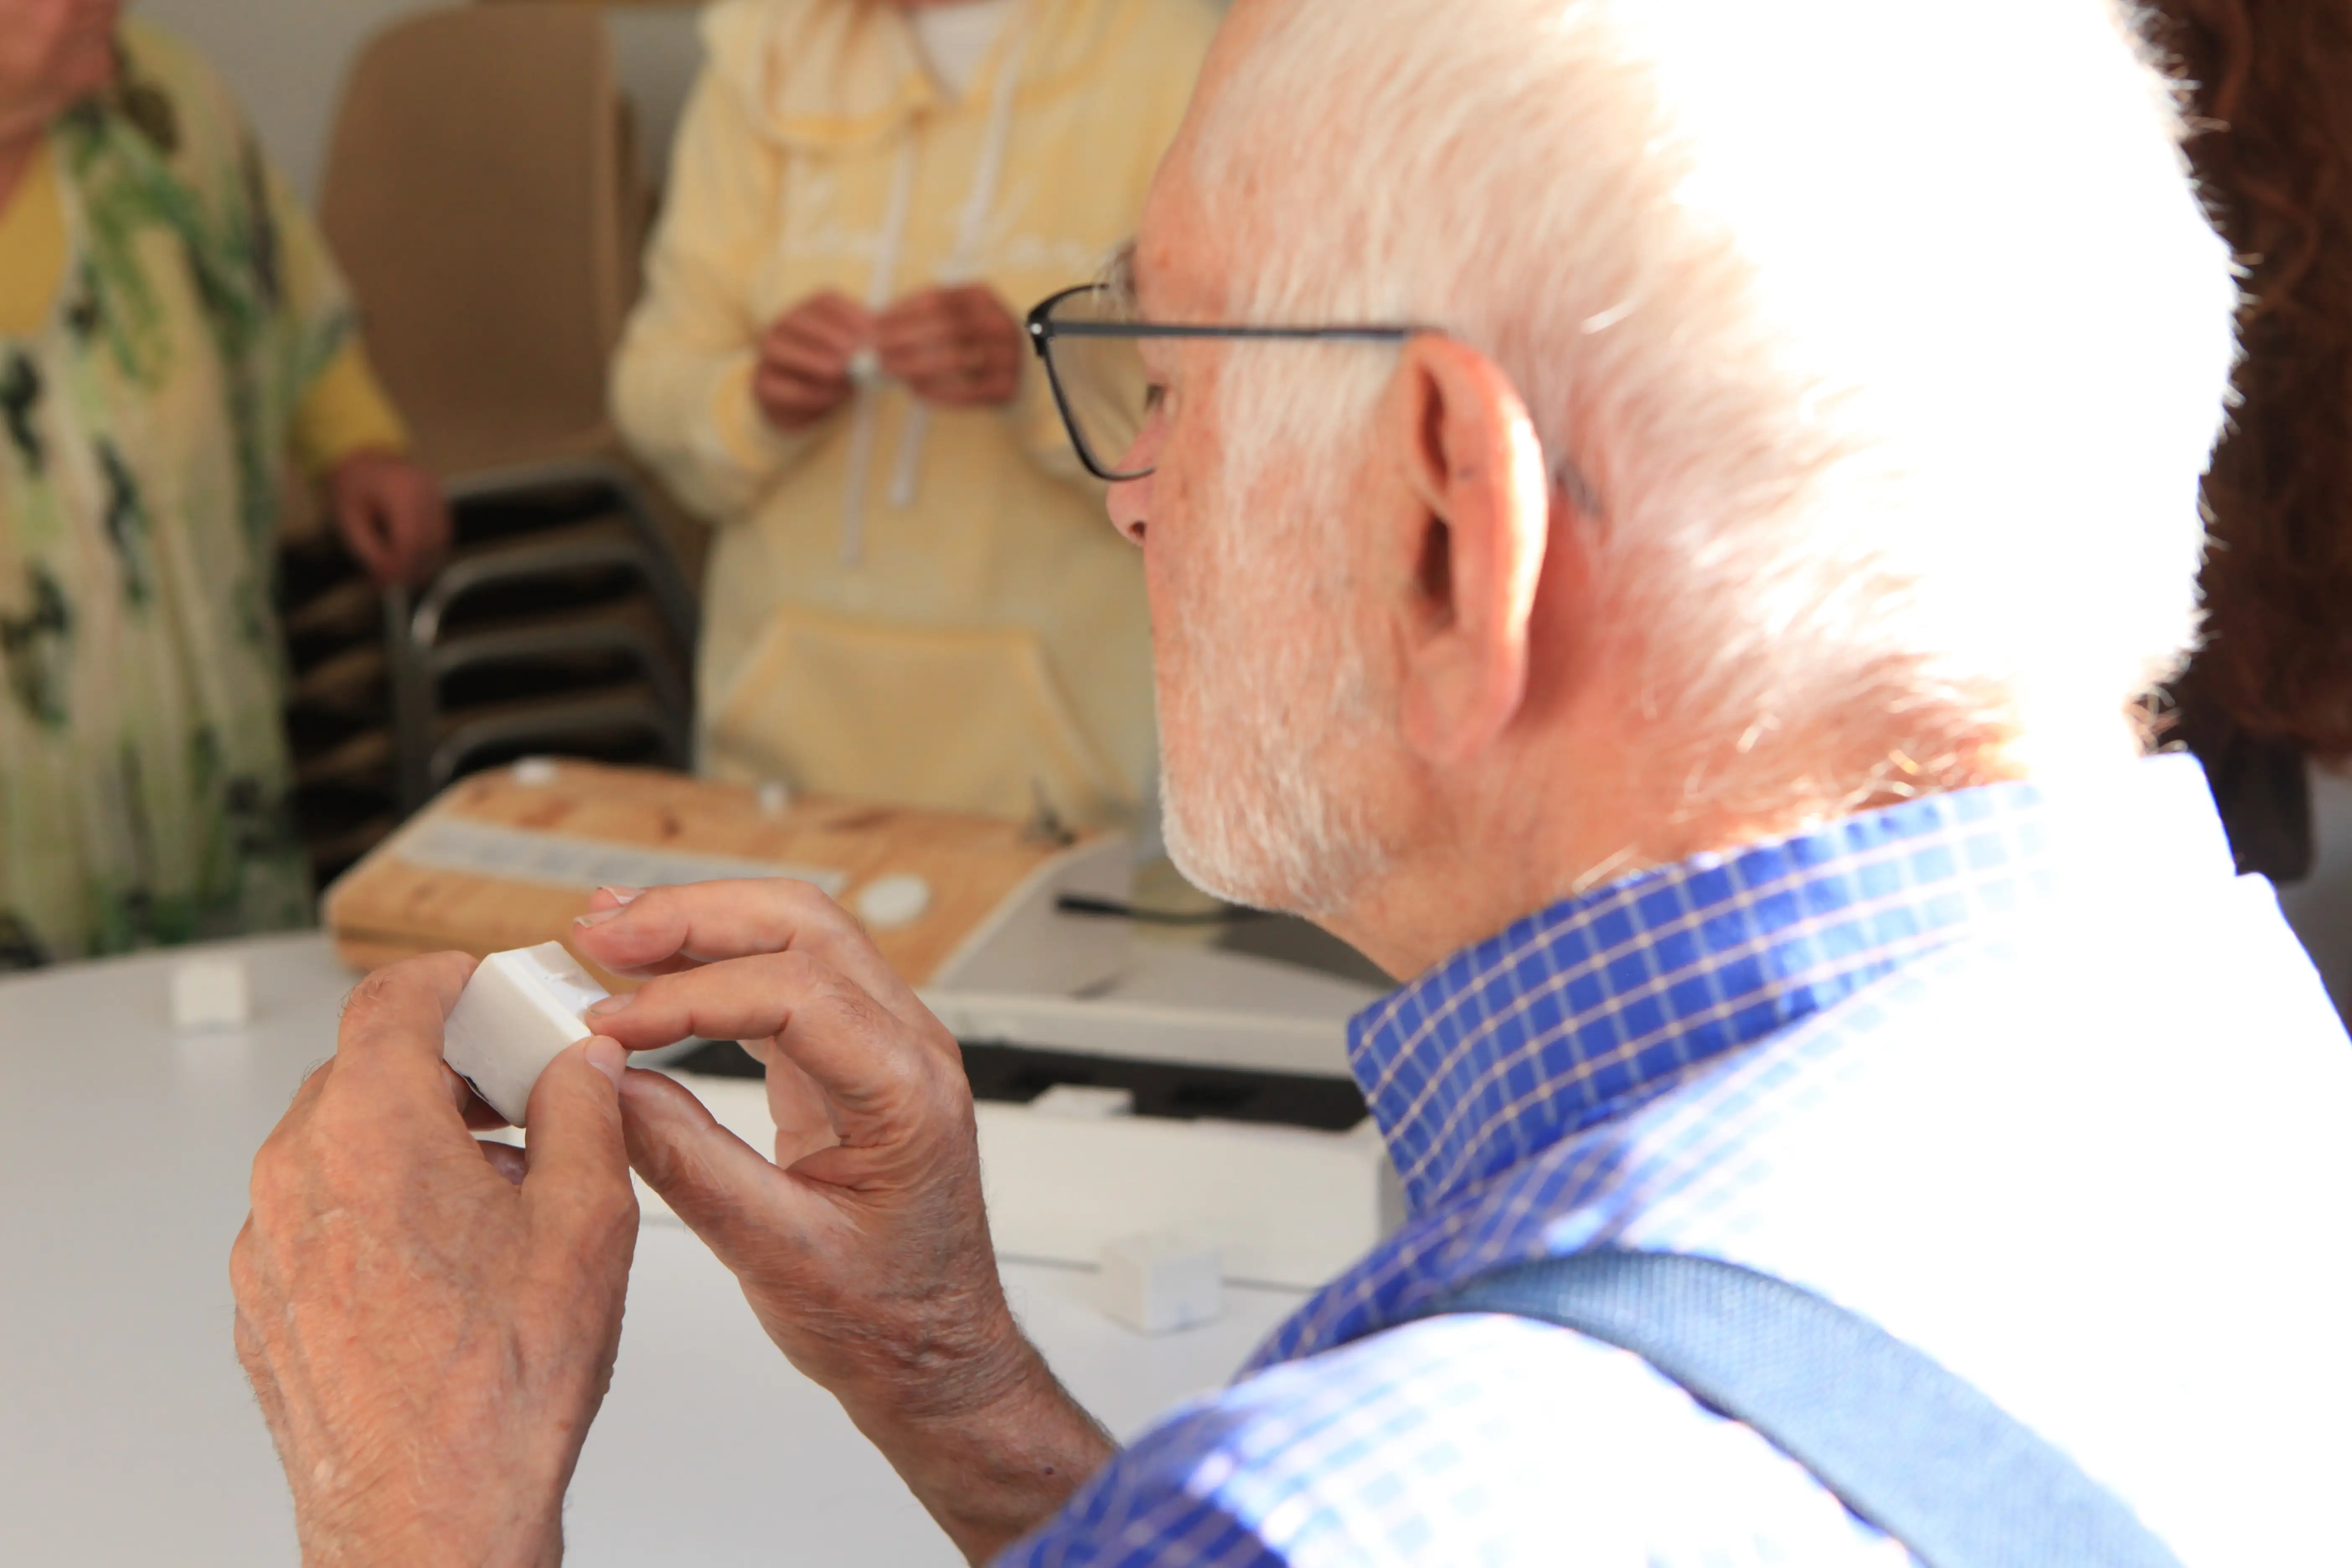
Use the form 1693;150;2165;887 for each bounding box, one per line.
582;1036;626;1086
598;886;645;905
575;906;627;929
585;992;634;1017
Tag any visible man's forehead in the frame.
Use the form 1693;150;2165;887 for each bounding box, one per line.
1129;181;1217;319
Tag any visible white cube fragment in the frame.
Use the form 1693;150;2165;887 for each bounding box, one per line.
1030;1083;1135;1119
170;956;251;1031
854;872;933;930
441;942;611;1126
1099;1230;1222;1335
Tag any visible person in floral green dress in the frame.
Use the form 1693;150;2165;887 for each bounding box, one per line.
0;0;448;967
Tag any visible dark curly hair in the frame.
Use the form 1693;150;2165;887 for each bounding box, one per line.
2153;0;2352;760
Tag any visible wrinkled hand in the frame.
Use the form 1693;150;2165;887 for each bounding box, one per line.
754;290;874;433
230;952;639;1568
325;449;451;588
875;285;1024;409
571;880;1112;1563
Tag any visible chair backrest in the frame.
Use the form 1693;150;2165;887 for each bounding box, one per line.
318;4;648;477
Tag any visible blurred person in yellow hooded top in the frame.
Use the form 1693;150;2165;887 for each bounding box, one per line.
0;1;449;968
612;0;1216;830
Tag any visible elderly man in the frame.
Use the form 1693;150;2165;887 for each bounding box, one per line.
231;0;2352;1562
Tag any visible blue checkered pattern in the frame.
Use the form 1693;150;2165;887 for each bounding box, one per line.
1001;778;2072;1568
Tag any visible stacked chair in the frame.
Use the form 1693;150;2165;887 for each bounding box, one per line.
284;2;707;881
280;524;402;885
387;462;697;814
316;2;654;483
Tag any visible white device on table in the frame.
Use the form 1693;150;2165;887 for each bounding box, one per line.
442;942;611;1125
1099;1230;1223;1335
170;956;252;1030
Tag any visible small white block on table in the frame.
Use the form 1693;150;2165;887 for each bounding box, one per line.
170;957;251;1030
1100;1231;1222;1335
1031;1083;1135;1119
442;942;610;1126
854;872;932;930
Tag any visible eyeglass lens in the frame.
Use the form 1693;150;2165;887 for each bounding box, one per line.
1047;289;1155;480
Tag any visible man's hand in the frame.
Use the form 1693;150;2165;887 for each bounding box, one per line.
754;290;874;433
230;952;640;1568
572;881;1114;1564
325;449;452;588
875;285;1024;409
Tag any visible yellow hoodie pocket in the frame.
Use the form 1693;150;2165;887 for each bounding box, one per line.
704;603;1132;828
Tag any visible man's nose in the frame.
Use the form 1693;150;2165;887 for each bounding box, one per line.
1106;472;1151;545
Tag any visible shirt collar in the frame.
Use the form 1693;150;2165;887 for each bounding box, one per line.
1349;774;2081;1215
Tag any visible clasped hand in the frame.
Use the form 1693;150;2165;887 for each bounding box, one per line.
232;880;1110;1568
753;285;1026;433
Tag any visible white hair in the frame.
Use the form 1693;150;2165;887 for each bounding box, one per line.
1185;0;2238;818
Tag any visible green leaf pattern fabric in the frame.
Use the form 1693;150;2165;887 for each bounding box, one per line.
0;23;355;966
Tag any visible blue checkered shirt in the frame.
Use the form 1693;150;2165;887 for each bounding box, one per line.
998;758;2352;1566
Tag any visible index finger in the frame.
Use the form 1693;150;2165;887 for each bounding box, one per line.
569;879;923;1022
794;292;874;341
875;289;952;338
880;284;949;313
944;284;1013;326
335;951;480;1088
595;953;954;1148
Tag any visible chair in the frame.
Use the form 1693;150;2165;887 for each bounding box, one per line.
317;3;649;479
428;687;689;794
311;8;709;825
279;530;402;884
385;463;699;811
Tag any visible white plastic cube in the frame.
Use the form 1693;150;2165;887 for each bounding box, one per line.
170;957;251;1031
441;943;611;1126
1030;1083;1135;1119
1099;1230;1222;1335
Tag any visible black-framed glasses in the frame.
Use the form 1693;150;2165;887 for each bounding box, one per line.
1024;283;1419;481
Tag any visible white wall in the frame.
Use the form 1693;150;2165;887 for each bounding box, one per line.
134;0;707;202
137;0;423;201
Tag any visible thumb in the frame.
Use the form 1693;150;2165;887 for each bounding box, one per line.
618;1068;808;1265
522;1037;636;1230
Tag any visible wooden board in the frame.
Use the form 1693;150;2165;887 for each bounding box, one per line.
322;760;1101;989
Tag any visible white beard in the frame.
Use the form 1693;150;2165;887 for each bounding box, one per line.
1156;353;1405;916
1156;534;1390;919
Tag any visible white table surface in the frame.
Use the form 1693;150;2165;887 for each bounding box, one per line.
0;934;1312;1565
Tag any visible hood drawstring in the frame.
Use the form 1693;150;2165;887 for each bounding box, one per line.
886;29;1029;513
837;132;919;567
838;23;1031;565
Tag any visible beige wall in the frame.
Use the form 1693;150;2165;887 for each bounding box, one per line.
133;0;707;202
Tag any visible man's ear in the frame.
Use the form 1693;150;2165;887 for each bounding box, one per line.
1384;334;1555;768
